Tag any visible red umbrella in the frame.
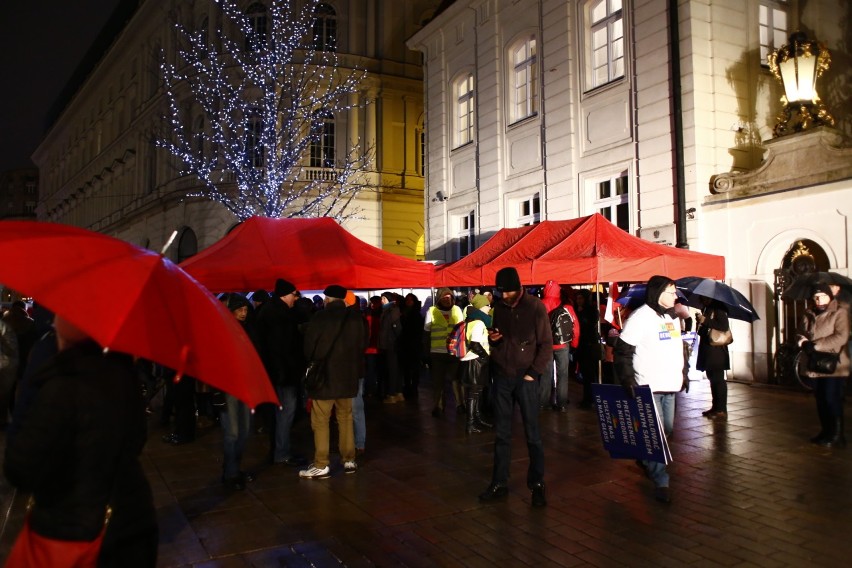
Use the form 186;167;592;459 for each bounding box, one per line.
0;221;277;408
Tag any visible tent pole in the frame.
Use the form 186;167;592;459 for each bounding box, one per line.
596;284;602;384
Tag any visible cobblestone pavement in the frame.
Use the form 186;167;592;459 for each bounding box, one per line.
2;376;852;567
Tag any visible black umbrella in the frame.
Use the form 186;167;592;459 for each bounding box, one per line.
617;284;686;310
675;277;760;322
781;271;852;302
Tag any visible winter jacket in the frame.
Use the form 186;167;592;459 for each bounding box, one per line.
4;340;157;556
255;296;305;387
542;280;580;350
490;290;553;380
696;301;731;372
378;303;402;351
303;301;367;399
797;299;850;378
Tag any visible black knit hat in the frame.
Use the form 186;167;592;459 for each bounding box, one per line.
324;284;347;300
495;267;522;292
252;289;270;303
812;282;834;300
274;278;297;297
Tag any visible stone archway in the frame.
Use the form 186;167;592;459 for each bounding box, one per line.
772;239;831;384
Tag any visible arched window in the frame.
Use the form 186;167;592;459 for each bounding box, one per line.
508;35;537;123
313;3;337;52
177;227;198;263
310;110;336;167
585;0;624;90
245;3;268;52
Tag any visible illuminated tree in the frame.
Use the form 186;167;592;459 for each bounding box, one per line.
158;0;372;221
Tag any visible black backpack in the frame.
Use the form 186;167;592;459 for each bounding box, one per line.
549;307;574;345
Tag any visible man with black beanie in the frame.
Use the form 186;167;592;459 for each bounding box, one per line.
479;267;552;507
255;278;306;466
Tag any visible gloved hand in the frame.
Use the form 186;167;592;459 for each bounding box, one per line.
621;376;638;399
801;340;816;355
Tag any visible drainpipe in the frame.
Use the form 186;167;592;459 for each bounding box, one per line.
538;0;549;219
669;0;688;248
466;6;482;251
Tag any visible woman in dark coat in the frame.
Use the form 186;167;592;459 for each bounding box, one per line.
796;283;851;448
696;296;731;419
4;315;157;566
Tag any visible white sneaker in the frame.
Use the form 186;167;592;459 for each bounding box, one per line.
343;461;357;474
299;465;330;479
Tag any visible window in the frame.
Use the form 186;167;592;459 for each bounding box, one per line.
245;3;268;52
759;1;788;65
453;73;475;147
313;3;337;52
25;181;36;195
457;210;476;258
593;171;629;231
193;116;205;156
509;36;538;123
419;129;426;176
246;108;264;167
586;0;624;90
310;111;336;167
517;192;540;226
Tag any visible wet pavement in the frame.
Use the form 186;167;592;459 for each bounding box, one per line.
2;375;852;567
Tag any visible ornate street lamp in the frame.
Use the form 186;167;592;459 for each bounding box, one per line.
767;31;834;137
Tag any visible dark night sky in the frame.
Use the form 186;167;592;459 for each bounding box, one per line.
0;1;123;171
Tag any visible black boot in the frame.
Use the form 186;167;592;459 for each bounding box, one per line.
466;399;481;434
811;401;832;443
819;416;846;448
473;396;492;429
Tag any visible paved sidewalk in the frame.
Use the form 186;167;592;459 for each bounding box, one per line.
2;377;852;566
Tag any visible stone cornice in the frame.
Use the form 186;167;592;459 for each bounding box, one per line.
707;127;852;203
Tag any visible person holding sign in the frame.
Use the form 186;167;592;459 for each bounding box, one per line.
614;276;689;504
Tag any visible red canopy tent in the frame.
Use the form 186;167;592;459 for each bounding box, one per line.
436;213;725;286
180;217;434;291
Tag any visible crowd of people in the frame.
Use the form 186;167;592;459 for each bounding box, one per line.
1;268;850;564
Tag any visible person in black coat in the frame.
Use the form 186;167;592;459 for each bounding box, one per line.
299;285;367;479
4;315;157;566
695;297;731;419
255;278;306;466
399;293;424;399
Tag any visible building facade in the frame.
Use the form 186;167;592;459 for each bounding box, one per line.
408;0;852;383
33;0;439;262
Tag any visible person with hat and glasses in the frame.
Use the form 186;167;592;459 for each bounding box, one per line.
479;267;552;507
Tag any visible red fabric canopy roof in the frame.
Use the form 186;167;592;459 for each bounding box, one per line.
180;217;434;292
436;214;725;286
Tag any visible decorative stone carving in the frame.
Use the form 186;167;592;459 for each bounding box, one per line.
708;127;852;202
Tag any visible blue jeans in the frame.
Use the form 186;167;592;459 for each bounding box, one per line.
553;347;571;406
643;392;676;488
352;378;366;449
273;385;297;462
491;372;544;488
221;394;251;479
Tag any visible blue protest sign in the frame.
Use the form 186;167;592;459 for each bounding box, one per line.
591;383;671;464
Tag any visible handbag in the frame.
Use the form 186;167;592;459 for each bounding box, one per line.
708;328;733;347
6;502;111;568
807;350;840;374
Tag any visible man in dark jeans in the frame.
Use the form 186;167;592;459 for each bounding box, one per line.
479;267;553;507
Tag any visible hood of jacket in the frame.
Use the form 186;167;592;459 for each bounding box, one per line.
646;275;676;317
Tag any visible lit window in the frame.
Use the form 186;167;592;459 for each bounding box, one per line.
593;171;629;231
518;192;540;226
310;111;336;167
313;3;337;52
509;36;538;123
454;74;475;147
457;210;476;258
586;0;624;90
759;1;788;65
245;3;268;52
